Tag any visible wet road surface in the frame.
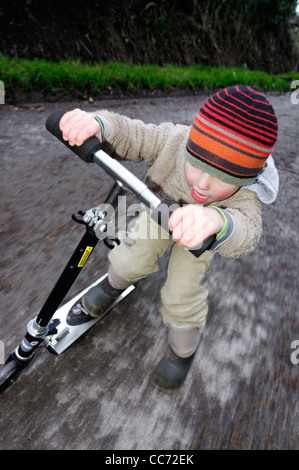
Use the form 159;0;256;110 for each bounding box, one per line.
0;92;298;450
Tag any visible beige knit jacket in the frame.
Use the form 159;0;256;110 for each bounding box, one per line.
97;110;263;259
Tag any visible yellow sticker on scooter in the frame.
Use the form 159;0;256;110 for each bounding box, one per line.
78;246;93;267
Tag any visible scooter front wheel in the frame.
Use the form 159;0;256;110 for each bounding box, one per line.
0;355;30;393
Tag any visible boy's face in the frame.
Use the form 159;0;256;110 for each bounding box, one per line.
184;161;239;204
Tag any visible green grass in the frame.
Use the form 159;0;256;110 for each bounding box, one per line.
1;56;298;97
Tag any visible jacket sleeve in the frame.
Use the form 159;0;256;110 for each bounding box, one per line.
209;188;263;258
95;110;187;167
96;110;263;259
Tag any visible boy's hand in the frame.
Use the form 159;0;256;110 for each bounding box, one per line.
169;205;225;249
59;109;102;146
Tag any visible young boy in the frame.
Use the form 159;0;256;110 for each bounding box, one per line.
59;86;279;392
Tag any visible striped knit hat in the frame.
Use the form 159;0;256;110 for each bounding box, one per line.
185;85;278;186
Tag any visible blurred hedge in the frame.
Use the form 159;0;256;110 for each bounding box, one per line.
0;0;298;73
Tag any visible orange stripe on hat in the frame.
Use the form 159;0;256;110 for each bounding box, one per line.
189;125;267;170
193;118;274;158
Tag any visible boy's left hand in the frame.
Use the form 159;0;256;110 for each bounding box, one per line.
169;205;225;249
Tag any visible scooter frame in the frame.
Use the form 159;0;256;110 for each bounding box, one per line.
0;110;216;393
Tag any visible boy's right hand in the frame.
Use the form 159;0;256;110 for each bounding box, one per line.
59;109;102;146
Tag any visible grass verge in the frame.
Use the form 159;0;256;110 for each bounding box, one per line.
1;56;298;98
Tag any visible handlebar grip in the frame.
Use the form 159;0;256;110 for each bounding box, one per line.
151;198;216;258
45;109;103;162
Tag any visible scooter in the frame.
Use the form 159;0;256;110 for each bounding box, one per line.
0;110;216;393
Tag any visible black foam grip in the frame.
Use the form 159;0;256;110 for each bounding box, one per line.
46;109;103;162
151;198;216;258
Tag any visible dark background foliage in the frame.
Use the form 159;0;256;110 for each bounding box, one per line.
0;0;298;73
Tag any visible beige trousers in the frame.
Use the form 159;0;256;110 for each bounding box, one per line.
108;207;215;355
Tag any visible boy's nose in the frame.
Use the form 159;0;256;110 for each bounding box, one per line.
196;172;212;190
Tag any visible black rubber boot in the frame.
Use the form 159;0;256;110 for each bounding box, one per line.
151;347;196;392
66;277;124;326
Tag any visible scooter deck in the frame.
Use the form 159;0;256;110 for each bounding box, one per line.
44;274;135;355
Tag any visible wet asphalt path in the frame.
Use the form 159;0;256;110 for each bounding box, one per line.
0;92;298;450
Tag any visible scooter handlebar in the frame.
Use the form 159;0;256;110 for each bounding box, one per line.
46;110;216;257
46;109;103;163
